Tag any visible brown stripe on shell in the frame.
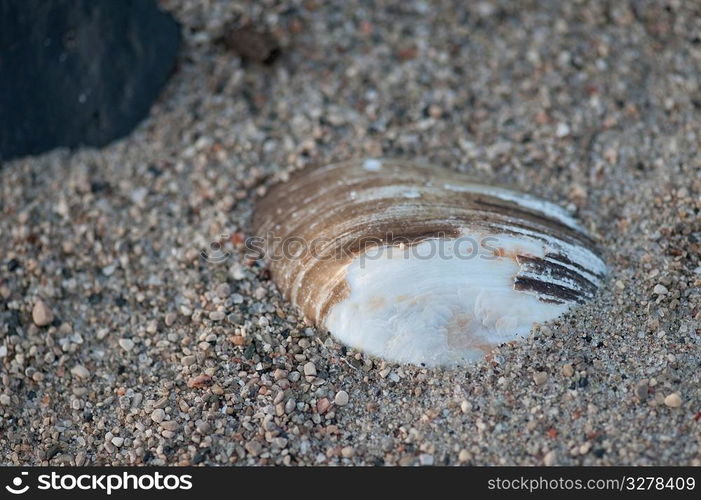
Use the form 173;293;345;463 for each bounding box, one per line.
547;251;606;280
515;254;598;303
513;276;587;304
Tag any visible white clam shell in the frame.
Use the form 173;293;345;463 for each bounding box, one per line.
253;159;606;367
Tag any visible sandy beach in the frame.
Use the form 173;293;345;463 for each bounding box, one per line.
1;0;700;465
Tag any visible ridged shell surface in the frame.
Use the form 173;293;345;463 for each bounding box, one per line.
252;159;606;366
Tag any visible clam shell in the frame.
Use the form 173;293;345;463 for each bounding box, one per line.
252;159;606;366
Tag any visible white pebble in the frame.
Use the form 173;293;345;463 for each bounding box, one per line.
209;311;225;321
556;122;570;137
151;408;166;423
334;390;349;406
70;364;90;379
303;362;317;377
533;371;548;385
32;299;54;327
215;283;231;298
664;393;682;408
362;158;382;171
164;312;177;326
118;338;135;352
285;398;296;414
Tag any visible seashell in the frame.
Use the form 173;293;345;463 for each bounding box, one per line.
252;159;606;367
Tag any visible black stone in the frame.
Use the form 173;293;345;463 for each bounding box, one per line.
7;309;21;332
243;343;256;359
192;448;210;465
217;24;280;65
46;444;61;460
0;0;180;161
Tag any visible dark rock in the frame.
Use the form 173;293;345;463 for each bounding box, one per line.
218;24;280;65
45;444;61;461
5;309;22;335
193;447;210;465
0;0;180;161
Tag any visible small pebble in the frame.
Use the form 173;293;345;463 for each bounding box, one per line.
664;393;682;408
161;420;179;431
111;437;124;447
341;446;355;458
70;364;90;379
533;371;548;385
635;381;649;400
118;338;135;351
209;311;225;321
334;390;349;406
303;362;317;378
245;441;262;457
32;299;54;326
146;320;158;334
187;374;212;388
215;283;230;298
317;398;331;414
653;284;668;295
150;408;165;423
285;398;296;414
164;312;177;326
555;122;570;137
562;364;574;377
272;437;288;449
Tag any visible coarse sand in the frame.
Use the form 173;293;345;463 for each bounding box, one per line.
1;0;700;465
